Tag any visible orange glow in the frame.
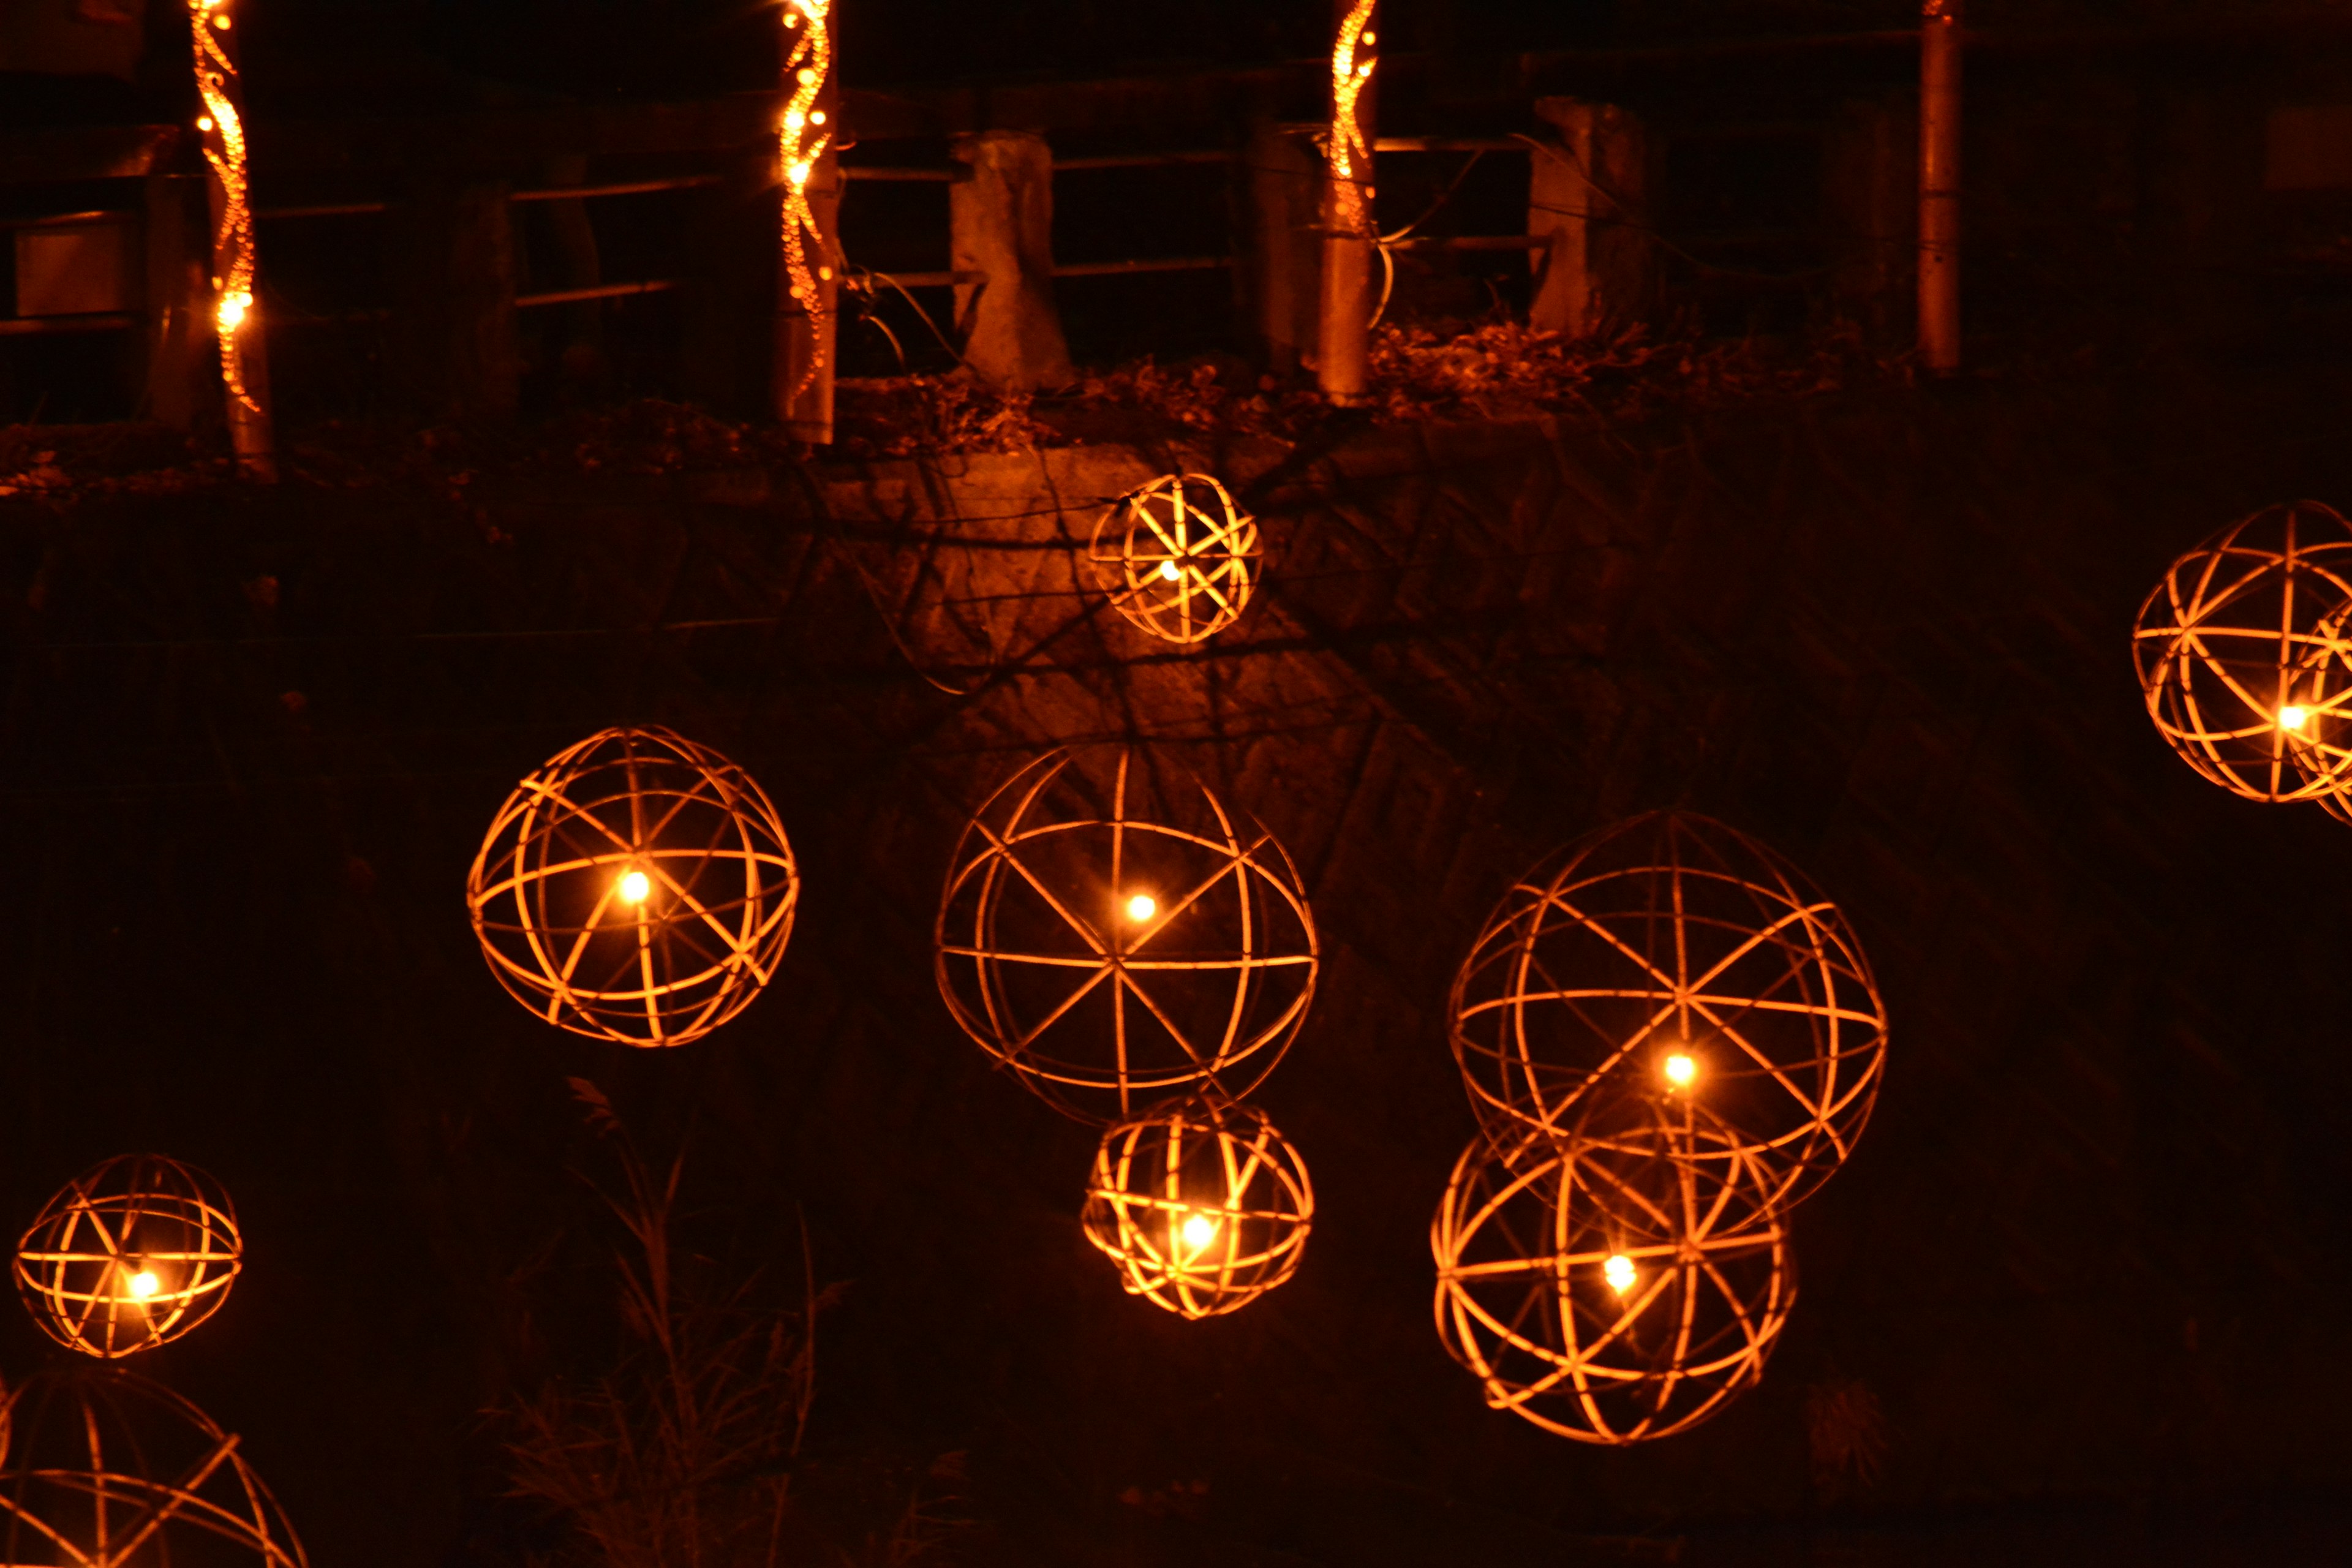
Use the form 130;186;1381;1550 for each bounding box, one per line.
1180;1212;1218;1250
1603;1254;1635;1294
617;869;652;905
1125;894;1157;922
2280;704;2312;732
1157;559;1182;582
1663;1052;1697;1088
777;0;834;402
126;1268;160;1300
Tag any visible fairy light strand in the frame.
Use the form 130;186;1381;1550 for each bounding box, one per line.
778;0;834;404
188;0;260;414
1329;0;1376;238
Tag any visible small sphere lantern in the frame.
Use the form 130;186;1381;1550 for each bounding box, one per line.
936;748;1318;1122
14;1155;241;1360
0;1366;307;1568
1431;1106;1794;1445
467;726;799;1047
1090;473;1262;644
1450;811;1886;1211
1082;1093;1314;1318
2133;500;2352;809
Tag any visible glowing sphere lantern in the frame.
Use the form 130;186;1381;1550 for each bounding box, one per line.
1449;812;1885;1212
1431;1103;1793;1445
935;748;1318;1122
1090;473;1261;643
1082;1093;1313;1318
14;1155;241;1360
467;726;799;1047
0;1366;307;1568
2133;500;2352;812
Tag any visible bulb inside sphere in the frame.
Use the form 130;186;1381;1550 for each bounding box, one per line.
617;869;652;905
1663;1052;1697;1088
2281;704;2312;732
127;1269;160;1300
1603;1254;1636;1295
1125;894;1157;922
1156;560;1182;582
1180;1213;1218;1250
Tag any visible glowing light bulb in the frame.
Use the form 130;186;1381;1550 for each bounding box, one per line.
810;110;827;125
796;67;816;84
1126;894;1157;922
1156;560;1182;582
1360;29;1375;43
1603;1254;1635;1295
784;110;805;130
617;869;652;905
1181;1213;1218;1249
212;13;232;28
1663;1052;1697;1088
127;1270;159;1300
216;291;249;331
2281;704;2312;732
788;162;812;186
195;116;214;131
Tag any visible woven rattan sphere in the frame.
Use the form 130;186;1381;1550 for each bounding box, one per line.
1082;1092;1313;1318
14;1155;241;1360
2133;500;2352;809
0;1366;307;1568
936;748;1318;1122
1450;812;1885;1212
1090;473;1262;643
467;726;799;1047
1431;1104;1794;1445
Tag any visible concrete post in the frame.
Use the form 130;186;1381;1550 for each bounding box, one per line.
949;130;1074;391
1526;97;1652;339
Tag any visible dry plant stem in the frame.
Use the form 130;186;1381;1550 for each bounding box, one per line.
0;1366;308;1568
1081;1093;1313;1317
500;1080;821;1568
2132;499;2352;812
935;747;1319;1123
1431;1109;1793;1445
468;726;801;1047
14;1155;243;1359
1089;473;1262;644
1450;810;1886;1212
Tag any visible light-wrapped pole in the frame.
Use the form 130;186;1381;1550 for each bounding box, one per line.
1318;0;1375;404
186;0;274;480
1918;0;1961;372
777;0;840;442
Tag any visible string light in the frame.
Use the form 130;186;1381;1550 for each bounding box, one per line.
187;0;260;415
1329;0;1377;238
778;0;834;404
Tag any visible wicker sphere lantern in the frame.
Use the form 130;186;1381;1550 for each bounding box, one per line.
467;726;799;1047
2133;500;2352;809
1082;1092;1313;1318
0;1366;307;1568
1090;473;1262;644
14;1155;241;1360
936;748;1318;1122
1430;1104;1794;1445
1450;811;1885;1211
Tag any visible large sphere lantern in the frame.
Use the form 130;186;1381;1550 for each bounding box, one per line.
1082;1092;1314;1319
0;1367;307;1568
13;1155;241;1360
2132;500;2352;812
1449;811;1886;1212
1431;1104;1794;1445
467;726;800;1047
1090;473;1262;644
935;748;1318;1122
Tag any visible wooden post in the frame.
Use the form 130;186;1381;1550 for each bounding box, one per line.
775;0;842;440
1825;95;1916;347
391;179;519;419
1919;0;1962;373
187;0;274;478
1245;121;1322;374
141;170;200;428
1526;97;1652;339
949;130;1074;391
1317;0;1376;403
